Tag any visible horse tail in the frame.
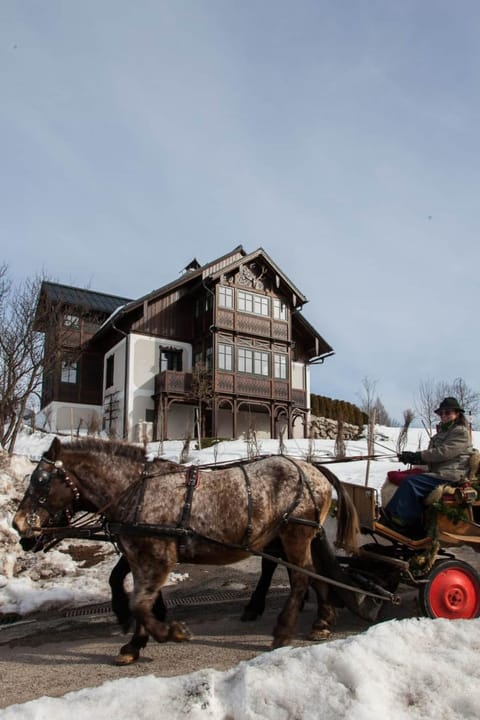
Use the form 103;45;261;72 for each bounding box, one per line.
314;463;360;554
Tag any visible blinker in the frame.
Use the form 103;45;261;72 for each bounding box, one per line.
35;470;50;485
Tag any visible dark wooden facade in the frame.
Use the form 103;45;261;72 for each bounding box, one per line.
35;282;131;411
36;248;333;440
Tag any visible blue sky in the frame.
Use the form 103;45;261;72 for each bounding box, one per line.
2;1;479;422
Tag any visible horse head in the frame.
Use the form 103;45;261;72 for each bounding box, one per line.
13;437;82;547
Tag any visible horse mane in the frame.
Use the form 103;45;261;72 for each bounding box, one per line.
61;438;177;465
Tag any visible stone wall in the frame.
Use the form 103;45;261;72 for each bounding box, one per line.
309;416;363;440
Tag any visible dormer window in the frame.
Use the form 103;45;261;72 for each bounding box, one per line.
64;313;80;328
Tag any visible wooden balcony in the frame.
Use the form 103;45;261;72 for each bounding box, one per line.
155;370;192;395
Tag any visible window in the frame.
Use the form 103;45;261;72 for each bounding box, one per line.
237;290;270;317
254;294;269;316
237;290;253;314
238;348;269;376
273;299;288;321
218;286;234;309
64;313;80;328
274;353;288;379
145;409;155;423
238;347;252;374
218;343;233;370
106;355;114;388
160;349;183;371
61;360;78;384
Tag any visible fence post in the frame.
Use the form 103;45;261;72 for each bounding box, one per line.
365;408;376;486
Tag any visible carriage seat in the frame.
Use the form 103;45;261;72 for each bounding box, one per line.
425;481;478;506
425;451;480;506
381;461;479;509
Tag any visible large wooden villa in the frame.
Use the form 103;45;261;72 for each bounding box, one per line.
35;246;334;441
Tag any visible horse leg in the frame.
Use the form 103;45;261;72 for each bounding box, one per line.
271;529;315;649
110;554;168;632
241;546;280;621
305;579;337;641
109;555;133;632
242;537;311;622
116;542;192;664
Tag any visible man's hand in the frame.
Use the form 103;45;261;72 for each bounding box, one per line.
398;451;423;465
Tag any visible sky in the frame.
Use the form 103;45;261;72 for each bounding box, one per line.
2;1;480;422
2;429;480;717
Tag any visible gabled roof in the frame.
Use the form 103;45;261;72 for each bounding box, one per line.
112;245;308;322
208;247;308;306
116;245;248;316
293;312;334;358
37;281;132;315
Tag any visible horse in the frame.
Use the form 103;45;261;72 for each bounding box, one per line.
109;536;302;631
13;437;363;664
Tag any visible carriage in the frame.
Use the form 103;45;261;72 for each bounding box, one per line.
12;438;480;665
341;474;480;620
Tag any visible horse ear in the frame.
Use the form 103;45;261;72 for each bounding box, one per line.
46;436;63;461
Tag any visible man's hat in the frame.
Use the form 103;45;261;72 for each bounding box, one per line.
435;397;464;414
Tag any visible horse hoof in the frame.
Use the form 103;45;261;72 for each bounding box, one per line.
271;636;291;650
306;628;331;641
240;609;260;622
114;645;140;665
168;621;193;642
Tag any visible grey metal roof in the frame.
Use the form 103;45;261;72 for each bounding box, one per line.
40;281;132;315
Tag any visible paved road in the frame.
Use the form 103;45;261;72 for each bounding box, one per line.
0;554;425;710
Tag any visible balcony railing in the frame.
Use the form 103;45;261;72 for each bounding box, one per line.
155;370;192;395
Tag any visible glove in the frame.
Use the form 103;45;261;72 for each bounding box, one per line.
398;451;422;465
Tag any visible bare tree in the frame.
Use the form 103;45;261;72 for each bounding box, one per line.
190;362;213;449
448;377;480;417
0;268;45;452
417;377;480;434
358;376;378;418
0;267;83;453
374;397;392;426
415;378;438;435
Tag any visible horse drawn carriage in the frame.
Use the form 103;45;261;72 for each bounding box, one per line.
341;465;480;621
12;438;480;665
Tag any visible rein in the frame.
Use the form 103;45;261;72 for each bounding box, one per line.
102;520;398;604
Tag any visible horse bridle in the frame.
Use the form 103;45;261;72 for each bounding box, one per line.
27;456;82;530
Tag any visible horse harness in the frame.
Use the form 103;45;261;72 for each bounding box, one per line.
24;453;398;604
27;456;82;529
108;455;323;558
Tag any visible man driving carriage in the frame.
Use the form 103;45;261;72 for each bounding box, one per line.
381;397;473;534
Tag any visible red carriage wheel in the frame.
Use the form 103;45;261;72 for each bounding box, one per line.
420;560;480;619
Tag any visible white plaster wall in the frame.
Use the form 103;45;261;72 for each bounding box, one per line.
104;338;127;439
127;335;192;441
291;361;306;389
41;402;103;433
